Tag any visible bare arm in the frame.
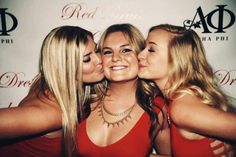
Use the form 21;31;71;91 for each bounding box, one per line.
0;96;62;139
170;94;236;141
150;106;171;157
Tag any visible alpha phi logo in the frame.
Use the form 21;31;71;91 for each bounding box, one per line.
183;5;235;33
0;8;18;36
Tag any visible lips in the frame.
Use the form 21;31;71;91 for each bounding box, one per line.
98;68;104;73
97;65;104;73
110;65;127;71
138;63;146;68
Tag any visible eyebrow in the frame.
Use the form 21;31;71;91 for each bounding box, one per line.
84;52;92;57
120;44;130;47
102;44;130;50
148;41;157;45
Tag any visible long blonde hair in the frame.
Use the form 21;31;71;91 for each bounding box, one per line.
29;26;94;157
149;24;230;111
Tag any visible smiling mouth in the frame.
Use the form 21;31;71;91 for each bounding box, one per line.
110;65;127;71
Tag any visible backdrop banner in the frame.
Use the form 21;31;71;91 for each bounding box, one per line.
0;0;236;108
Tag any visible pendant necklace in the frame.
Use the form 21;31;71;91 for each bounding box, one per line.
98;101;136;128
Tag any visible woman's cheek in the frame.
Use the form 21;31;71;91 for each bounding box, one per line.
82;64;95;75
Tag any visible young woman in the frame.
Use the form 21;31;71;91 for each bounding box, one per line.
0;25;104;157
138;24;236;157
76;23;171;157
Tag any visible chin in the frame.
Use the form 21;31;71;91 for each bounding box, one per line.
84;75;104;83
138;72;145;78
138;74;151;80
95;75;105;82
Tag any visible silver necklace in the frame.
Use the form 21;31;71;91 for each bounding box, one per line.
98;101;136;127
102;101;136;116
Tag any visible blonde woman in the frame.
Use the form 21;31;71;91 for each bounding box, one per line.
0;26;104;157
76;24;171;157
138;24;236;157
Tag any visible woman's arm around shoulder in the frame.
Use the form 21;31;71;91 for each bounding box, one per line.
0;95;62;139
169;93;236;141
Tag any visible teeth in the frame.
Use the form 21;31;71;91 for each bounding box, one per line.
111;66;126;70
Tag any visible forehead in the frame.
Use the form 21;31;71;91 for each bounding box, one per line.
103;32;129;46
147;29;172;44
86;36;95;45
84;37;96;54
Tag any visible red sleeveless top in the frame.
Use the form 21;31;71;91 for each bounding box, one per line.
76;97;165;157
0;135;62;157
169;105;223;157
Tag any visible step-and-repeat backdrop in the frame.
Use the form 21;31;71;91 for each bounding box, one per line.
0;0;236;108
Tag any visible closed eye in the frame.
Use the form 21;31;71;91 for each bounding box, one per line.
148;48;155;52
83;56;91;63
83;52;92;63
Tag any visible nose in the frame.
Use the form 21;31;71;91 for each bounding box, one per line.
112;51;121;62
137;49;146;61
95;53;102;64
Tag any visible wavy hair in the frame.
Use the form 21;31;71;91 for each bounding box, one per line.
97;23;163;148
28;26;97;157
149;24;231;111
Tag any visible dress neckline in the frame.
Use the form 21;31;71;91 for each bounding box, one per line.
85;111;146;148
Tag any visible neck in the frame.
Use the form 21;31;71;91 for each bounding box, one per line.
154;78;168;95
106;79;137;104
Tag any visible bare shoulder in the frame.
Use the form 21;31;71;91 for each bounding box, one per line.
17;93;62;126
19;93;60;111
0;93;62;138
169;94;236;140
170;93;203;112
169;93;204;125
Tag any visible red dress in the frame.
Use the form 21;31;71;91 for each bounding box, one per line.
76;97;165;157
169;105;223;157
0;135;62;157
